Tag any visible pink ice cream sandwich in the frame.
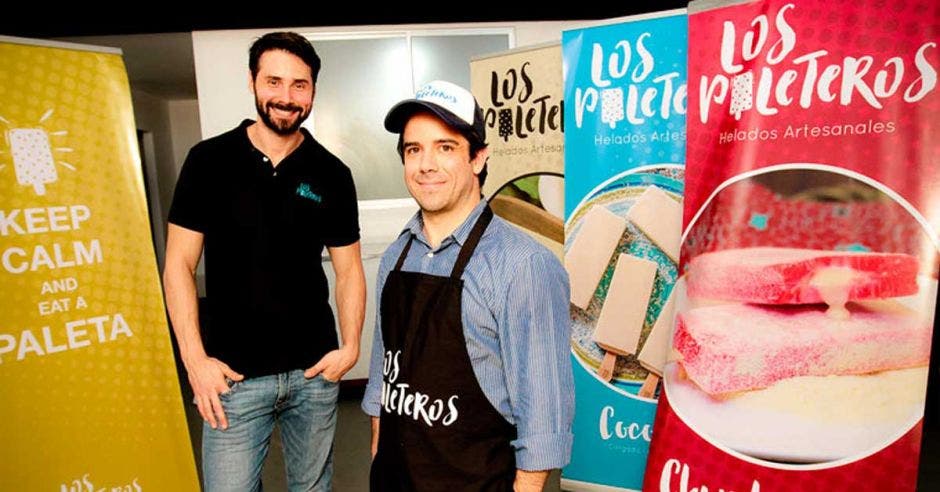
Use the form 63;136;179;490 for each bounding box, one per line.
686;248;918;309
673;302;931;396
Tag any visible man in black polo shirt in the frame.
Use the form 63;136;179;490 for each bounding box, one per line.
163;32;365;491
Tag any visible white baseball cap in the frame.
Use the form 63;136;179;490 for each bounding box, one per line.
384;80;486;144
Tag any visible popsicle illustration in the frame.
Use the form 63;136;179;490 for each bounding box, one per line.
673;302;931;396
498;108;512;141
593;254;658;381
601;87;625;129
686;247;919;317
730;71;753;120
626;185;682;263
9;128;57;195
566;205;627;309
636;287;677;397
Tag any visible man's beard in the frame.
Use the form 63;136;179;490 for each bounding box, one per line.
255;97;310;135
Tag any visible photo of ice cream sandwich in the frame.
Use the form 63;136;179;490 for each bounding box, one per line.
664;169;937;464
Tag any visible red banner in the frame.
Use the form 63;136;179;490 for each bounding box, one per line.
645;1;938;490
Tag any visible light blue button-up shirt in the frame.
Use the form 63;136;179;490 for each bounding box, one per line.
362;201;575;470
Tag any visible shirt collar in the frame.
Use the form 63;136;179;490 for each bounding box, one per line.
239;119;313;155
400;200;488;249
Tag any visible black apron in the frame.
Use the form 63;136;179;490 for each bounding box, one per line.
370;206;517;491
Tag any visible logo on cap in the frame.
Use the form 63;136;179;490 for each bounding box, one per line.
414;81;476;128
385;80;486;145
415;87;458;105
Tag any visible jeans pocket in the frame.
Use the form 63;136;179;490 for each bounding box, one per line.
218;378;243;401
306;374;340;399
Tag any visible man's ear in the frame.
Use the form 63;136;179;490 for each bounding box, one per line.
471;146;489;175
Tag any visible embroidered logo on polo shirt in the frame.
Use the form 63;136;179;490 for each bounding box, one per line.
296;183;322;203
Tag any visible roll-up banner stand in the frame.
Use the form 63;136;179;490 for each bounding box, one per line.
0;36;199;491
561;10;688;491
645;1;938;490
472;42;566;259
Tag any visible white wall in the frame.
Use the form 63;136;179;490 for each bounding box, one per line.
168;99;202;179
131;89;174;268
131;90;173;215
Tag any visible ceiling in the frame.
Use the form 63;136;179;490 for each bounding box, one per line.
2;4;688;37
57;33;197;99
6;2;688;101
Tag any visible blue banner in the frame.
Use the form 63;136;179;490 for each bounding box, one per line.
562;12;687;490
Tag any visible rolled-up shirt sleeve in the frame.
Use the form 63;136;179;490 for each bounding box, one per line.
361;254;393;417
500;252;575;470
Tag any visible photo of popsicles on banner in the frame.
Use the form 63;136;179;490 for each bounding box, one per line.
566;168;683;396
561;10;688;490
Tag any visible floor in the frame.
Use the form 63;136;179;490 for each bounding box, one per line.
180;382;564;491
179;381;938;491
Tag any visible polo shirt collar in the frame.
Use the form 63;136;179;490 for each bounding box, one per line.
238;119;314;156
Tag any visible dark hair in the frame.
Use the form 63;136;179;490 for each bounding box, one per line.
249;32;321;83
396;122;489;187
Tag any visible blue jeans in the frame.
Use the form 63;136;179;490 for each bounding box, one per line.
202;370;339;492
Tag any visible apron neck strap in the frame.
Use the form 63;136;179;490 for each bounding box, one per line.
450;205;493;280
393;235;414;271
392;205;494;277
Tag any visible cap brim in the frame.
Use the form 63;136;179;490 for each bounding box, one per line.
384;100;473;135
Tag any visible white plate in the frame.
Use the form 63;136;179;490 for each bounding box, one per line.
538;175;565;221
665;276;937;464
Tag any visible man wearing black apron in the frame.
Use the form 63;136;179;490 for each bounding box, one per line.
362;80;574;491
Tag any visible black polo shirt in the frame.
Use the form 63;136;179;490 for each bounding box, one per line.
168;120;360;377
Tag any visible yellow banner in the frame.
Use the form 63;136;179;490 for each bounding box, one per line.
0;37;199;491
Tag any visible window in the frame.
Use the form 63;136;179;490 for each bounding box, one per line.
307;30;511;201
